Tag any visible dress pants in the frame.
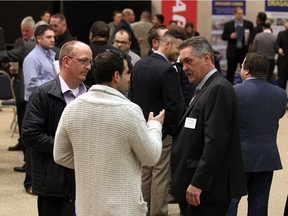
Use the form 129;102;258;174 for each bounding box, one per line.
187;200;230;216
16;101;27;154
21;102;32;190
266;58;275;82
142;135;172;216
38;195;74;216
226;171;273;216
277;56;288;90
226;48;246;84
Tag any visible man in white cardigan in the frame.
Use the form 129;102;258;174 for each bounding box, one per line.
54;49;165;216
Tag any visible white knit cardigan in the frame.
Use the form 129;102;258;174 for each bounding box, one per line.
54;85;163;216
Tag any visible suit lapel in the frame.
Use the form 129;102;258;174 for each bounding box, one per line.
175;72;221;132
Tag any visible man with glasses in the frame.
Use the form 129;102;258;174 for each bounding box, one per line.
116;8;140;55
113;28;140;65
22;40;92;216
54;49;164;215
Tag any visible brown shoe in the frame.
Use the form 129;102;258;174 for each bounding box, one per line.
26;187;36;196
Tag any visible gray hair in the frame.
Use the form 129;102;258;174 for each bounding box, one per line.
21;16;35;29
35;20;48;28
179;36;215;64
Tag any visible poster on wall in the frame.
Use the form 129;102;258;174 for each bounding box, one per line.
211;0;246;77
265;0;288;35
161;0;197;28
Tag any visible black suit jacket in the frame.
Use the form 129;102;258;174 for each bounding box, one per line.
275;29;288;62
85;41;119;87
221;19;254;58
130;52;185;138
171;72;247;204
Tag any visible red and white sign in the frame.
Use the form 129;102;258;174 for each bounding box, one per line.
161;0;198;28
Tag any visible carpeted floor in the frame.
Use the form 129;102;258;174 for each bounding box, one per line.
1;107;287;216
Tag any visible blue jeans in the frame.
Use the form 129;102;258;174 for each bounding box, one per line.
226;171;273;216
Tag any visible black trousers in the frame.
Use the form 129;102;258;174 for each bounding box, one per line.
38;196;74;216
267;58;275;83
187;200;230;216
277;57;288;90
226;49;246;84
16;101;27;155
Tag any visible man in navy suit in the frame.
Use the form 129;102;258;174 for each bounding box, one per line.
222;7;253;84
130;29;185;215
226;53;287;216
171;36;247;216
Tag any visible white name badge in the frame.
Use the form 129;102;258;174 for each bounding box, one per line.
184;117;197;129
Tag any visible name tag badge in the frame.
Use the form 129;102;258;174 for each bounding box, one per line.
184;117;197;129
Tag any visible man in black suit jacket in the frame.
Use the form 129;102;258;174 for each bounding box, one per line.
222;7;253;84
171;36;247;216
130;29;185;215
275;21;288;90
116;8;140;56
85;21;120;87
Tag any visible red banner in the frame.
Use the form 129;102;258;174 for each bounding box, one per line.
161;0;198;28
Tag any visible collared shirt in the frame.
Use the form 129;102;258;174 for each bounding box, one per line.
242;77;265;83
59;74;87;104
128;50;141;65
196;69;218;90
154;50;170;63
235;20;243;27
23;44;56;101
189;69;217;106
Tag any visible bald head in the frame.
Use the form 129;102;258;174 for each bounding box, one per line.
122;8;135;23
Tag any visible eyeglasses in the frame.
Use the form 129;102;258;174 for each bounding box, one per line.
66;56;93;66
113;40;130;45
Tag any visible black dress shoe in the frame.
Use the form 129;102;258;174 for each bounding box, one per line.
8;143;23;151
13;165;26;173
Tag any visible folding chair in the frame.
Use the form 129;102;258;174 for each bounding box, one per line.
0;70;17;137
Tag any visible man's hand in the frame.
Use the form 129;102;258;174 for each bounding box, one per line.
186;184;202;206
278;48;285;56
148;109;165;125
9;66;17;75
230;32;237;39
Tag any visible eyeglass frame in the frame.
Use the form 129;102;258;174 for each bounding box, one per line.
65;56;93;66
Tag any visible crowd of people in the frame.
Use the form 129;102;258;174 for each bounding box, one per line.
0;6;288;216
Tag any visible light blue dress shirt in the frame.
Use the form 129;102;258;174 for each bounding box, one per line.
23;44;56;101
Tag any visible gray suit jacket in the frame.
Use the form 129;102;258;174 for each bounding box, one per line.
234;78;287;172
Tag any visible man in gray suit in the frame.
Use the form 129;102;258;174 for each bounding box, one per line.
226;53;287;216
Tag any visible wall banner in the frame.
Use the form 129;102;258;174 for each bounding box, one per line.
265;0;288;12
161;0;197;28
212;0;246;15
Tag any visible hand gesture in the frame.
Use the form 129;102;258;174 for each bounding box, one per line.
148;109;165;125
